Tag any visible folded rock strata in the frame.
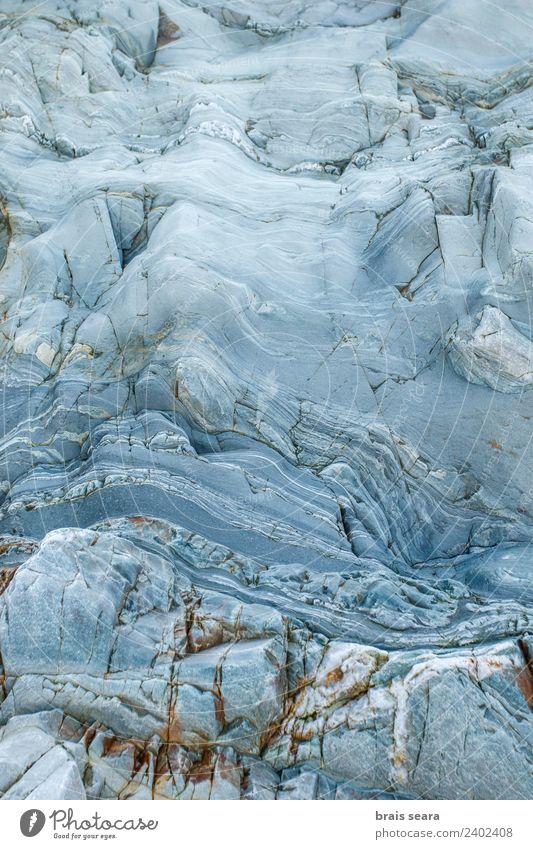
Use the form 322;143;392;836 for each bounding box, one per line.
0;0;532;800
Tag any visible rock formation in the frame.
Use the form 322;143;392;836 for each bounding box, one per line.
0;0;532;799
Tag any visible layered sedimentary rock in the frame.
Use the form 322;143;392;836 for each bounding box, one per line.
0;0;532;799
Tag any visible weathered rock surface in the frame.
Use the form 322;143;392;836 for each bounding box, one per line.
0;0;532;799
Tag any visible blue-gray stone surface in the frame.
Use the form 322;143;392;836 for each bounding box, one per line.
0;0;532;800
